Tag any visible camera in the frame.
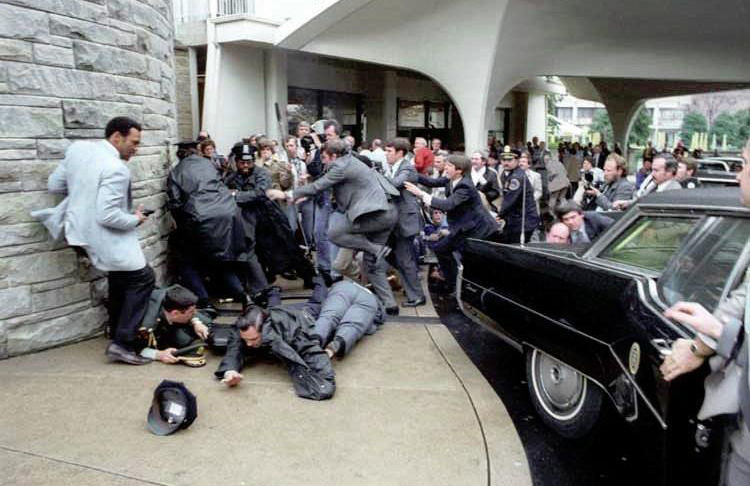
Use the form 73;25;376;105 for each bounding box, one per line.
300;135;314;154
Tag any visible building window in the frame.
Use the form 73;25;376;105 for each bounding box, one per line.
577;108;595;125
398;100;426;128
659;109;684;122
556;107;573;122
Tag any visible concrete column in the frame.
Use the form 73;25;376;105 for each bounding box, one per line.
525;92;546;143
188;47;200;138
201;15;220;137
607;100;643;158
383;70;398;140
264;49;288;141
207;44;266;154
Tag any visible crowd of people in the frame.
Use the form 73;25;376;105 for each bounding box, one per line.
36;115;747;483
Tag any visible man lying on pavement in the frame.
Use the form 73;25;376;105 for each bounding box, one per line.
215;279;384;400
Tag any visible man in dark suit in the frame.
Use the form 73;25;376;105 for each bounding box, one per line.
405;155;498;293
292;139;397;261
556;201;614;243
385;137;426;307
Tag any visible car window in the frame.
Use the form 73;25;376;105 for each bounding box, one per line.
659;217;750;312
598;216;698;272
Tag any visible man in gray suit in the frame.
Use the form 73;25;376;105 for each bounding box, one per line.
385;137;426;307
292;139;397;262
44;117;154;365
661;142;750;485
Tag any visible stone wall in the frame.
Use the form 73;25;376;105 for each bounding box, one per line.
174;46;194;140
0;0;177;358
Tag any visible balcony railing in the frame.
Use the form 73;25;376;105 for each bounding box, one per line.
173;0;254;24
217;0;255;16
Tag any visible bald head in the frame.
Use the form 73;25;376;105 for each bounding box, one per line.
546;222;570;244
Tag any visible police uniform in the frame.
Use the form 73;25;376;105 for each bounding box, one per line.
499;166;540;244
136;286;213;367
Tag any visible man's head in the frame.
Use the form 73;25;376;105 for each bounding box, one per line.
321;138;347;165
284;135;298;158
642;159;653;172
557;201;585;232
323;119;341;139
413;137;427;150
105;117;142;161
199;139;216;158
470;151;485;170
676;158;697;181
651;154;677;185
501;147;519;171
532;136;539;146
372;138;383;149
444;154;470;180
431;208;444;224
196;130;210;142
581;157;593;172
431;138;442;151
237;307;267;348
163;285;198;324
546;222;570;244
296;121;310;138
434;150;448;172
386;137;410;165
236;154;254;174
603;154;627;183
518;151;530;170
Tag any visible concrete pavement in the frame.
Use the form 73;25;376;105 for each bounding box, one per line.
0;321;530;486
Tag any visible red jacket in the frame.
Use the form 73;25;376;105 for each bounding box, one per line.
414;147;434;174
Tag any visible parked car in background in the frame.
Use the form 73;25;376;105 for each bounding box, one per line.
703;156;744;172
458;188;749;485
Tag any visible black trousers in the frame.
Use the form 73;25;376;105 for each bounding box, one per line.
108;265;155;349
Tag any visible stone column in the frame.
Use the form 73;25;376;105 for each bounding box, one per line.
525;92;547;143
0;0;177;358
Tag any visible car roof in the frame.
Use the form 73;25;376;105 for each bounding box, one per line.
637;187;747;211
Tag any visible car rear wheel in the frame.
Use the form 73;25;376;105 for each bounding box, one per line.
526;348;603;439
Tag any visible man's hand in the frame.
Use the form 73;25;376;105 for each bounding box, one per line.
585;188;600;197
310;132;322;148
664;302;723;339
191;318;209;340
404;181;423;197
266;189;286;201
135;205;148;225
221;370;243;387
612;200;628;210
660;338;704;381
156;348;178;364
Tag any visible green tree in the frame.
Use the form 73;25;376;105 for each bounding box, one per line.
710;112;741;148
546;94;561;135
591;109;613;142
680;112;708;145
736;109;750;146
628;107;652;147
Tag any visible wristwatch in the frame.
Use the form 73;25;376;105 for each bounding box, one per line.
689;340;712;358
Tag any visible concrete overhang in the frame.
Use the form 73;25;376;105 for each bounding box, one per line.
213;15;283;46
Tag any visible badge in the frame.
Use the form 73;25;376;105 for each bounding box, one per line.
628;342;641;375
509;179;520;191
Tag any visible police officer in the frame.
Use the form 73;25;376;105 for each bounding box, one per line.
498;146;540;244
135;285;213;367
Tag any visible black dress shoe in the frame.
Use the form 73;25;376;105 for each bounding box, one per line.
402;297;427;307
385;306;399;316
106;342;151;365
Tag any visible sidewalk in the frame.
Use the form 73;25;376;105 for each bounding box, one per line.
0;320;530;486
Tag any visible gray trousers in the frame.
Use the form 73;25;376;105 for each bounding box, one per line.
363;252;397;308
328;205;397;256
313;282;379;355
391;233;424;302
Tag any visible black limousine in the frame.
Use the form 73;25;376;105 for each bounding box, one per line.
458;188;749;484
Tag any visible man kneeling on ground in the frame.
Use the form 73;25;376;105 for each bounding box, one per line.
134;285;212;367
215;279;384;400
